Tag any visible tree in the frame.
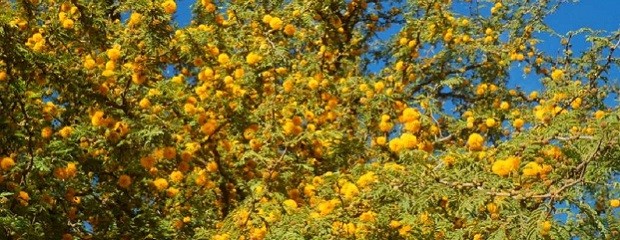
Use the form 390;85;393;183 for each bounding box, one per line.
0;0;619;239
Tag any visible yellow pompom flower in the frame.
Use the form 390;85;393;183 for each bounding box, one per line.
59;126;73;138
594;110;605;119
571;97;582;109
169;170;184;183
359;211;376;222
246;52;262;65
388;137;404;153
1;157;15;171
62;19;74;29
610;199;620;208
491;160;511;177
283;199;298;212
166;187;179;197
269;17;283;30
550;69;564;81
153;178;169;191
18;191;30;205
400;133;418;149
356;171;377;188
283;24;296;36
41;127;53;138
161;0;177;14
118;174;132;188
217;53;230;65
106;45;121;61
140;155;157;169
139;98;151;109
500;101;510;110
340;182;359;200
317;199;339;216
375;136;387;146
91;110;107;127
513;118;525;129
467;133;484;151
262;14;273;24
522;162;542;177
485;118;496;128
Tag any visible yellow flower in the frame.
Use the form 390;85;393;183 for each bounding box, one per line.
139;98;151;109
610;199;620;208
113;121;130;137
212;233;230;240
91;110;107;127
201;119;218;135
594;110;605;119
317;199;339;216
163;147;176;160
400;133;418;149
442;155;456;166
59;126;73;138
65;163;77;178
283;199;298;211
153;178;169;191
1;157;15;171
398;225;412;236
378;119;393;132
507;156;521;170
375;136;387;146
18;191;30;202
41;127;53;138
492;156;520;177
306;78;319;90
269;17;283;30
513;118;525;129
389;220;401;228
166;187;179;197
283;24;296;36
486;202;498;213
491;160;511;177
356;171;377;188
161;0;177;14
388;137;404;153
262;14;273;24
340;182;359;200
303;184;316;197
0;71;6;81
571;97;582;109
400;107;420;122
106;45;121;61
550;69;564;81
62;19;74;29
169;170;184;183
540;220;552;234
118;174;132;188
246;52;262;65
127;12;143;27
359;211;376;222
217;53;230;65
485;118;496;128
250;226;267;240
140;156;156;169
522;162;542;177
467;133;484;151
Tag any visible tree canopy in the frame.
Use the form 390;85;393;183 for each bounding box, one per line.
1;0;620;239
